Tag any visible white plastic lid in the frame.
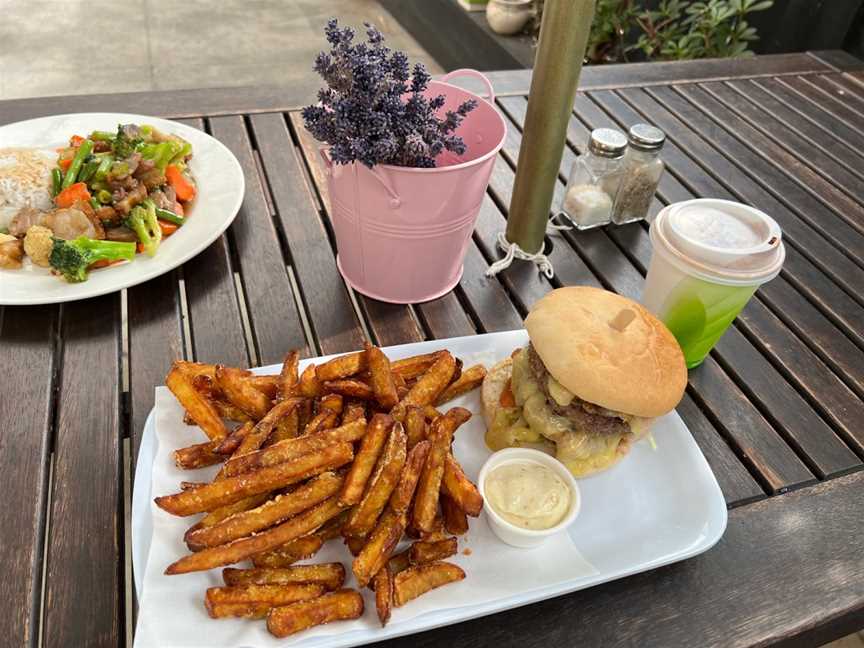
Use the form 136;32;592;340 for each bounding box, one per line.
651;199;785;286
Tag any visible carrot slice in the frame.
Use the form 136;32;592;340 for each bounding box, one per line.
55;182;91;208
159;219;179;237
166;164;196;201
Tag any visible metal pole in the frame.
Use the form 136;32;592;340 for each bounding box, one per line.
505;0;596;254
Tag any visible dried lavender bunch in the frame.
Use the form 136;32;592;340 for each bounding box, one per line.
302;19;477;168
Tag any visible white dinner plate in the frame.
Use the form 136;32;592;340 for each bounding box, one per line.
132;330;727;647
0;113;244;305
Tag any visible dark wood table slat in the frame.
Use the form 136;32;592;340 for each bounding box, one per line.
686;81;864;238
127;272;185;464
415;293;477;339
792;74;864;125
373;470;864;648
456;243;525;333
173;119;248;367
588;88;864;350
757;77;864;152
723;79;864;207
822;72;864;103
499;106;835;488
44;296;123;648
0;307;57;647
248;112;367;356
208;115;310;364
808;49;864;71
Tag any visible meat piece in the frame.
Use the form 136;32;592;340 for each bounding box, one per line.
138;168;166;190
9;206;45;237
105;226;138;242
0;238;24;269
149;189;173;210
527;345;630;437
120;124;142;140
95;205;119;225
93;140;112;153
114;182;148;215
43;208;102;240
134;157;155;178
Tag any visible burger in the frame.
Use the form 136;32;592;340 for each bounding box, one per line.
482;286;687;477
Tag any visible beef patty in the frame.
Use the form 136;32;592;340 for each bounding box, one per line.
527;345;630;438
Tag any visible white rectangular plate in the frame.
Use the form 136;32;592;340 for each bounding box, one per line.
133;330;727;648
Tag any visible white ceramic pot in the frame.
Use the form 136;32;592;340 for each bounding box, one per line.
486;0;534;36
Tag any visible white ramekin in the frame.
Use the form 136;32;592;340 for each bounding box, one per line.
477;447;581;548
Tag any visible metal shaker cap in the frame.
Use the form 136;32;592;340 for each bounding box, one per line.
588;128;627;158
628;124;666;150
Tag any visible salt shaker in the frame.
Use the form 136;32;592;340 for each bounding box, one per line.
611;124;666;225
558;128;627;230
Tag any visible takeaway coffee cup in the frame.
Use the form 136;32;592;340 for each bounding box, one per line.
642;199;785;368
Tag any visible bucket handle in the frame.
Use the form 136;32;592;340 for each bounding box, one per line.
439;68;495;104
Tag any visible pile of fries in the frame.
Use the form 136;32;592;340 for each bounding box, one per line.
155;345;487;638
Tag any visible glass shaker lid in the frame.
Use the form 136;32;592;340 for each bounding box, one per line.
628;124;665;150
588;128;627;158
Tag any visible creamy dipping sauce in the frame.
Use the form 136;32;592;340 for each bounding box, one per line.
484;462;571;530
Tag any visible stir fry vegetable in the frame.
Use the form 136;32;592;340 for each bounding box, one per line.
49;236;136;283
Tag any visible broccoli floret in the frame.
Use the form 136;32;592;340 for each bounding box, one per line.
49;236;136;283
112;124;143;159
124;200;162;257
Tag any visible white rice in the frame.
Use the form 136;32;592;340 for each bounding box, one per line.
0;147;57;229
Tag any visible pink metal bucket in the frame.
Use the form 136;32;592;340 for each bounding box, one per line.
323;69;507;303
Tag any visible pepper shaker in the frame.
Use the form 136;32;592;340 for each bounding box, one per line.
557;128;627;230
611;124;666;225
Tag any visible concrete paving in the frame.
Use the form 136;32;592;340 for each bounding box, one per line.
0;0;443;100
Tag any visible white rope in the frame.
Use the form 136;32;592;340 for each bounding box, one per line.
485;232;555;279
548;211;574;231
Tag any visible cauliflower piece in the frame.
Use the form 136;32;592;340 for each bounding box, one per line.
23;225;54;267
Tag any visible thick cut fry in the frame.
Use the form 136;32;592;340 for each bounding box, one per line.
205;583;324;619
441;493;469;536
180;481;206;491
352;509;406;587
374;565;394;627
409;537;458;565
166;365;229;441
250;375;280;400
389;440;431;515
339;414;393;506
166;495;346;574
435;364;487;406
343;423;407;537
412;408;472;532
174;440;225;470
344;535;366;556
223;563;345;590
319;392;344;414
205;602;275;620
216;365;272;420
423;405;442;421
316;351;367;382
322;379;374;400
419;528;450;543
156;442;353;516
186;472;344;550
390;352;457;422
176;361;218;379
191;373;221;400
388;549;410;575
299;363;322;398
252;536;323;568
303;409;340;435
214;421;255;455
213;400;254;423
403;406;427;450
278;351;300;400
217;399;302;455
390;351;446;379
269;406;299;445
342;401;366;424
191;494;271;538
266;589;364;638
366;345;399;409
442;454;484;517
223;418;367;477
393;561;465;606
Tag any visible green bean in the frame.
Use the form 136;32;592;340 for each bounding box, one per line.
61;139;94;189
90;130;115;142
78;159;100;184
90;198;101;211
51;168;63;196
154;207;185;226
95;156;114;182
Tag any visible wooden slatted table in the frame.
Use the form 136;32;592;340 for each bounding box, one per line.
1;50;863;648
